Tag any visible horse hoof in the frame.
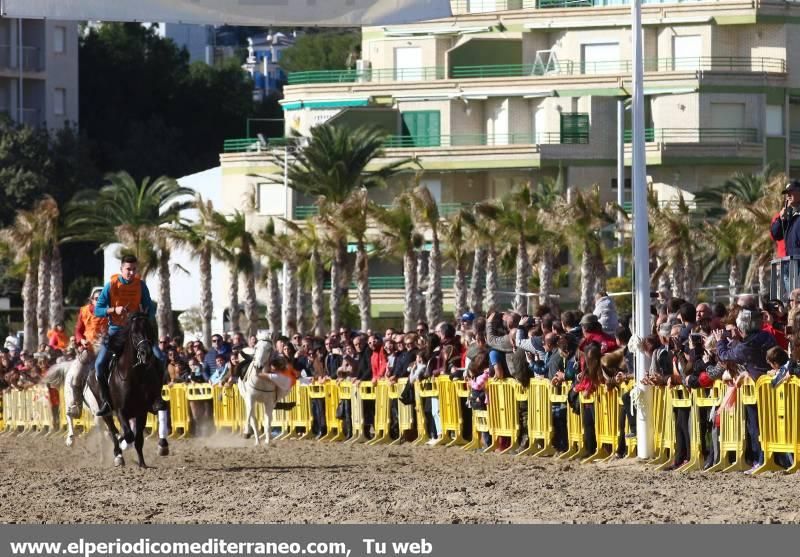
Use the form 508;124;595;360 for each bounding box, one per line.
137;462;148;469
65;436;74;448
114;455;125;467
242;431;252;440
158;446;169;457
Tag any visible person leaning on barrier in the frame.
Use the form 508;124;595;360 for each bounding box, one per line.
771;180;800;255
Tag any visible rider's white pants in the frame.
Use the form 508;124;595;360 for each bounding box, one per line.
264;373;292;399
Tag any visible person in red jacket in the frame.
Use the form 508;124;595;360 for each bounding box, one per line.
771;211;787;257
577;314;619;354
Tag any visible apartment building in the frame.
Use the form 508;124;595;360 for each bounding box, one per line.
0;17;79;129
220;0;798;318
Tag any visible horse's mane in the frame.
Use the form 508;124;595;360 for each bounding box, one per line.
109;312;153;353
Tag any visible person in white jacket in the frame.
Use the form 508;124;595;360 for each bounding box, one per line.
593;291;619;336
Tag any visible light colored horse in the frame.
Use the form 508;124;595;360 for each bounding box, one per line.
44;356;170;454
237;337;291;447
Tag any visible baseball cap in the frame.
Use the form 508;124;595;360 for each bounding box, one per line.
460;312;475;323
782;180;800;195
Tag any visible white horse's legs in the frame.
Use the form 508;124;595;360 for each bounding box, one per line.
65;415;75;447
262;396;274;447
242;395;259;446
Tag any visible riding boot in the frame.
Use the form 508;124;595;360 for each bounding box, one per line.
97;374;113;417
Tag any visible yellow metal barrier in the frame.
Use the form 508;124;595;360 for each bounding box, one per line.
413;379;437;446
559;383;584;460
485;379;519;454
286;384;313;440
321;381;345;442
754;375;798;475
576;391;596;463
186;383;214;437
2;390;11;433
167;384;190;438
212;384;240;433
583;384;619;463
390;379;416;445
648;386;670;466
435;376;465;447
618;381;637;458
272;384;296;439
347;381;374;444
519;378;555;457
706;384;749;472
308;382;327;440
30;385;57;435
653;386;687;471
463;409;490;451
679;382;723;472
367;380;391;446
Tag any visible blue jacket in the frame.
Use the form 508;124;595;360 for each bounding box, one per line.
94;276;155;335
770;211;800;256
716;330;777;380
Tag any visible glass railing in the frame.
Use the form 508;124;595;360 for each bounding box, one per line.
287;66;446;85
623;128;759;143
287;56;784;85
293;202;474;220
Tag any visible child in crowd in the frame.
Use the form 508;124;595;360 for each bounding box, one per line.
466;351;491;449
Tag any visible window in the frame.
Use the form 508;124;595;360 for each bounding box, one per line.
672;35;702;70
54;88;66;116
401;110;440;147
54;26;66;54
560;112;589;144
393;47;422;81
710;102;745;128
766;105;784;137
580;42;619;74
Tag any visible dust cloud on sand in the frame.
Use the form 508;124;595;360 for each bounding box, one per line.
0;434;798;524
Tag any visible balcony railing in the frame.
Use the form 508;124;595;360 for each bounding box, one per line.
0;107;41;127
384;132;564;148
621;199;716;215
0;45;44;72
223;136;290;152
287;66;446;85
293;202;474;220
791;131;800;146
449;0;707;12
287;56;785;85
322;274;515;290
623;128;759;143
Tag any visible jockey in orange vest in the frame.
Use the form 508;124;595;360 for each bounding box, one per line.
93;254;164;417
75;287;107;348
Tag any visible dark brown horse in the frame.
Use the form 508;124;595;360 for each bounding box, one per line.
86;312;165;467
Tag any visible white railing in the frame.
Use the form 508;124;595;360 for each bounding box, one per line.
0;45;44;71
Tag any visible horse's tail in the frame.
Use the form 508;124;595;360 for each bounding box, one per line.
43;360;72;387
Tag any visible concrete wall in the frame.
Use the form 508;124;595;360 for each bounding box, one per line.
363;36;451;70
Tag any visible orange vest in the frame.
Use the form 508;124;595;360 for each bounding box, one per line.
80;304;107;343
47;329;68;350
108;274;143;327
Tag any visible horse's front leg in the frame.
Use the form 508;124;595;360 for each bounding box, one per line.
117;411;135;447
157;410;169;456
102;415;124;466
243;395;258;446
263;396;275;448
134;414;147;468
65;415;75;447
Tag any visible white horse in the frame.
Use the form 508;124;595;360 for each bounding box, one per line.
44;356;170;455
237;335;292;447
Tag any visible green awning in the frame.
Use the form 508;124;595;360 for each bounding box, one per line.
281;98;371;111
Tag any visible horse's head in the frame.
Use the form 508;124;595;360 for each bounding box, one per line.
127;312;153;367
253;338;273;371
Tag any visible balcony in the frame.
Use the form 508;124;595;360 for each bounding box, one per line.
623;128;759;143
384;132;567;148
287;66;446;85
0;45;44;72
293;202;473;220
323;274;516;290
287;57;785;86
0;107;41;127
222;136;290;153
449;0;707;12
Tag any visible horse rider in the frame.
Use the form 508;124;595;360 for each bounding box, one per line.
94;254;166;417
67;286;107;417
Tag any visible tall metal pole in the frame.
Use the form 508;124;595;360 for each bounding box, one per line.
616;98;625;278
281;143;289;336
631;0;653;459
17;18;22;125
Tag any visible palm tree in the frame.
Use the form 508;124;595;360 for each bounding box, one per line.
67;171;192;338
562;185;617;313
531;177;567;308
441;211;469;319
410;184;443;326
34;197;59;344
373;195;423;332
650;195;700;301
173;195;227;347
697;167;784;297
215;211;260;336
283;218;328;337
704;218;747;306
340;187;374;332
284;124;412;332
464;209;501;314
0;206;39;351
